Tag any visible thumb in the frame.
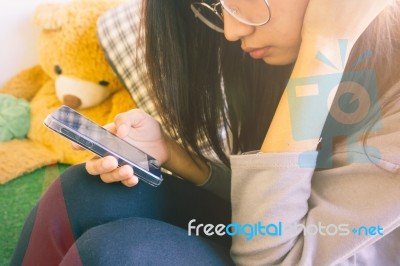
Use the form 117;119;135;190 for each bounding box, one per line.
114;109;147;138
103;123;117;134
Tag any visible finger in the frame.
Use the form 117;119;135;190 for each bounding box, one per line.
100;165;135;184
71;142;84;150
85;156;118;176
103;123;117;134
121;175;139;187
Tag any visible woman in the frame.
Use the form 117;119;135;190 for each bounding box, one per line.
11;0;400;265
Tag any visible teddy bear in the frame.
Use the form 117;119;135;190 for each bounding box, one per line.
0;0;136;184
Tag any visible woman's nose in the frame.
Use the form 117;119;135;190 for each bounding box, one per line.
223;11;255;41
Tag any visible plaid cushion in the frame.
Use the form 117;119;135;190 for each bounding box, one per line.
97;0;157;120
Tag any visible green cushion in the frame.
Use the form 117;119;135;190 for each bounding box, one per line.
0;94;30;141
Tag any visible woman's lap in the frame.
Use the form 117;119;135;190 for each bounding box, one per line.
11;163;232;265
61;164;231;245
62;217;234;266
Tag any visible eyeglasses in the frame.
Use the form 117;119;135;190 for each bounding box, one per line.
191;0;271;33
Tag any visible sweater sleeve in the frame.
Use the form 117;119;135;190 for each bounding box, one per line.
198;161;231;202
229;82;400;265
229;151;318;265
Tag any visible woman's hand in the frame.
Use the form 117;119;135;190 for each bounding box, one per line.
74;109;169;187
112;109;169;165
302;0;389;46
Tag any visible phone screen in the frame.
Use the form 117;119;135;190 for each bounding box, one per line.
45;106;162;186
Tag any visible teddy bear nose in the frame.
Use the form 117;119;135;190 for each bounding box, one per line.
63;95;82;109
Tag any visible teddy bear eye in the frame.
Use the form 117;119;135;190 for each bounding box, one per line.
99;80;110;87
54;65;62;75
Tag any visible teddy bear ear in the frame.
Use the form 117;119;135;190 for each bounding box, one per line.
33;4;68;31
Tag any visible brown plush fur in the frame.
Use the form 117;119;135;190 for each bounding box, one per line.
0;0;136;184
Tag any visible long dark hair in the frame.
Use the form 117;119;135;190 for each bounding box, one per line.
142;0;400;167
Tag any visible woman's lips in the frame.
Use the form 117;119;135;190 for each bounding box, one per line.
243;46;272;59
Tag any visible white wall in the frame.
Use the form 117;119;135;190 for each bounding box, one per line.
0;0;68;87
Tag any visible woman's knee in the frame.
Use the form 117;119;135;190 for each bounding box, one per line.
63;217;233;266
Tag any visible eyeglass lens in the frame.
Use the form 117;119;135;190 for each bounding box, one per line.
221;0;270;25
191;0;270;32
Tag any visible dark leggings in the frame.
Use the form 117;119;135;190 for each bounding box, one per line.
11;164;233;265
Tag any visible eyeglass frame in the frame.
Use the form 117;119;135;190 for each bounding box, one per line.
190;0;272;33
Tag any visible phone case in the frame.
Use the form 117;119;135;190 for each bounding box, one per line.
43;106;163;187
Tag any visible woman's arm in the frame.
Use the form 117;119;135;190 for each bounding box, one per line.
261;38;346;153
164;135;231;201
81;109;232;200
162;134;210;184
230;0;391;265
83;109;211;186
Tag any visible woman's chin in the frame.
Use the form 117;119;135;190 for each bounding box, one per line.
262;55;296;66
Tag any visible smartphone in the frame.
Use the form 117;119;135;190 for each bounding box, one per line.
43;105;163;187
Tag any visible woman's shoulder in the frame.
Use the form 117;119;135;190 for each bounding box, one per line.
356;78;400;170
315;78;400;172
